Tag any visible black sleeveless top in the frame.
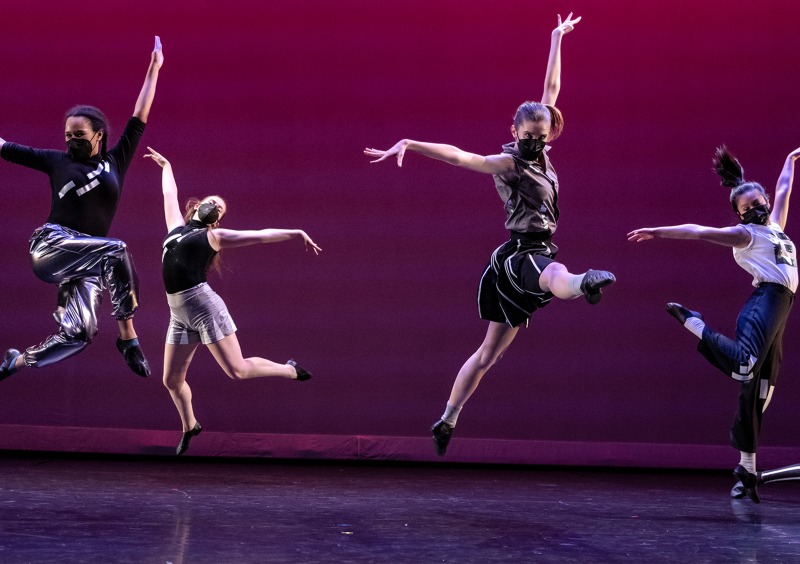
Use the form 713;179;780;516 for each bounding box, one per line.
162;220;217;294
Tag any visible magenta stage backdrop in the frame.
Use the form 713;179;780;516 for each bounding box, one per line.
1;0;799;468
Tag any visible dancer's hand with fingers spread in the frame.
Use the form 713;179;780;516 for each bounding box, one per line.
143;146;170;168
364;139;409;167
553;12;581;37
627;228;656;243
300;231;322;255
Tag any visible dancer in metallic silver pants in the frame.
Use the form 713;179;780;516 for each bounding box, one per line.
0;37;164;380
24;224;140;368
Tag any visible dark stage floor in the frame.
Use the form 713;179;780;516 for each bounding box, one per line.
0;454;798;563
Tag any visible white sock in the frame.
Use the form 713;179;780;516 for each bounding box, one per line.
441;403;462;427
567;274;584;297
739;451;756;474
683;317;706;340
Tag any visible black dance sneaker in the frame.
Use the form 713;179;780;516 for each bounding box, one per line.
580;270;616;305
177;422;202;456
732;471;764;498
431;419;454;457
0;349;21;381
731;481;746;499
116;337;151;378
733;465;761;503
665;303;704;325
287;359;312;381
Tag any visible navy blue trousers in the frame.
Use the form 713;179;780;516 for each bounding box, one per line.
698;283;794;452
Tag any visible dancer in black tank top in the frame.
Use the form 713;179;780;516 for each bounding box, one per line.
145;147;321;455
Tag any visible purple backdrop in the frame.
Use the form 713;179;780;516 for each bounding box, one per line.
1;0;799;466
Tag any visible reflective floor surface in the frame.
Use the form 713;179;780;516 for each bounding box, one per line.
0;452;798;563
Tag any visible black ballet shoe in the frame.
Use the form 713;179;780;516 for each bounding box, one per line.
0;349;20;381
731;471;765;498
287;359;312;381
116;337;151;378
733;465;761;503
177;422;202;456
580;270;616;305
665;303;704;325
431;419;454;457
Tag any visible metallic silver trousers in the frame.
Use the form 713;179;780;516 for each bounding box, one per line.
23;224;140;368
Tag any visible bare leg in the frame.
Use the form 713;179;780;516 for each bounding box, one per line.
163;343;200;432
431;321;519;456
117;318;137;340
206;333;298;380
447;321;520;409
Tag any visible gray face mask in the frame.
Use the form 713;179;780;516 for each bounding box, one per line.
197;202;220;225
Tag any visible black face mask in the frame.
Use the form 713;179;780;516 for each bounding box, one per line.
517;136;546;161
741;203;770;226
197;202;220;225
66;136;96;161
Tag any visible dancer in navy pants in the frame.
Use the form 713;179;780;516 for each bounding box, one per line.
629;145;800;503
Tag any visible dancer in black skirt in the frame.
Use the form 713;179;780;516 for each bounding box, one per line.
0;37;164;380
145;148;321;455
629;145;800;502
365;14;616;456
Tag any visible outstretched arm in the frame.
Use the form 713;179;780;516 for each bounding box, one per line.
364;139;514;175
211;228;321;254
541;13;581;106
770;147;800;230
133;36;164;123
627;224;751;248
143;147;184;231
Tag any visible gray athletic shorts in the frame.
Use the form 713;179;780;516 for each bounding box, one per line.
166;283;237;345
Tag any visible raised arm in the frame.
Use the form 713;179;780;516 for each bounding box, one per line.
770;147;800;230
133;36;164;123
143;147;184;231
364;139;514;175
541;13;581;106
627;224;751;248
210;228;321;254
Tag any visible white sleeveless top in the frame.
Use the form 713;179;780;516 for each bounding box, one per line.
733;223;798;293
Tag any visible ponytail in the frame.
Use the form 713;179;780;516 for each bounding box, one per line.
713;145;745;188
712;146;768;213
543;104;564;142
